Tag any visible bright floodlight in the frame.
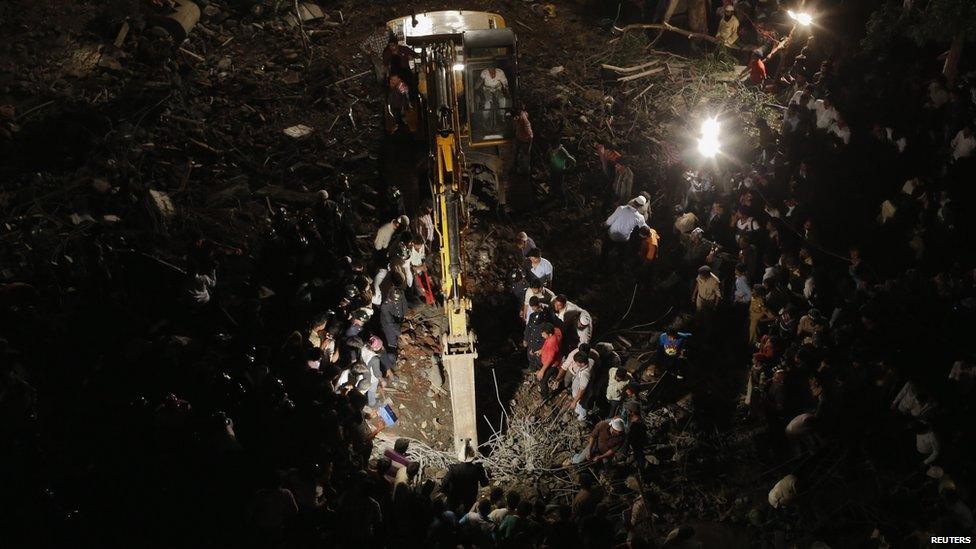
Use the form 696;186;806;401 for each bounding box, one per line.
787;10;813;26
697;117;720;158
452;63;465;71
702;117;719;137
697;139;719;158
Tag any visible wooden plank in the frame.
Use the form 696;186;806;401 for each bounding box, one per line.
617;66;665;82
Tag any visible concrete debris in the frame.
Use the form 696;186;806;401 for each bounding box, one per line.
148;189;176;218
148;0;202;44
283;124;314;138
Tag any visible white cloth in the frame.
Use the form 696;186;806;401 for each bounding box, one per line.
523;287;556;317
785;412;816;437
371;268;387;305
949;360;976;392
951;130;975;160
188;272;216;304
891;381;922;416
810;100;838;130
569;364;591;401
562;350;593;412
555;300;583;322
673;212;698;234
417;214;435;243
830;122;850;145
481;69;508;91
734;275;752;303
928;82;950;108
374;222;398;250
606;367;629;401
736;216;760;233
605;205;647;242
487;508;509;523
408;245;426;267
576;310;593;344
530;258;554;283
768;474;798;508
878;200;897;224
916;431;941;465
480;69;509;91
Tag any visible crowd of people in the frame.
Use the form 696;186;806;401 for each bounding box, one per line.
4;2;976;548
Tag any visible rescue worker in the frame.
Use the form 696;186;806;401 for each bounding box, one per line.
379;286;405;378
715;5;739;48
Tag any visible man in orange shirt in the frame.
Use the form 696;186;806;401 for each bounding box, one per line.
535;322;563;398
636;226;660;265
741;50;767;88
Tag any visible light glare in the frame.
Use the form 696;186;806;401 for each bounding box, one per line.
452;63;465;71
788;10;813;26
697;139;719;158
697;117;720;158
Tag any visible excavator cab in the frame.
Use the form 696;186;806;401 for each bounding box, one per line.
460;29;518;145
384;11;519;149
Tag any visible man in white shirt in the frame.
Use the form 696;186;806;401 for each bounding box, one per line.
602;196;647;264
551;294;593;343
715;6;739;47
552;294;582;322
521;279;555;323
525;248;553;287
788;84;813;108
414;202;435;245
914;422;940;465
575;310;593;344
605;196;648;241
810;97;839;130
478;67;509;131
557;345;596;421
733;264;752;304
951;126;975;161
374;215;409;251
829;118;851;145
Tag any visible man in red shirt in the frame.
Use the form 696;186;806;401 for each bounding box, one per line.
741;50;767;87
535;322;563;398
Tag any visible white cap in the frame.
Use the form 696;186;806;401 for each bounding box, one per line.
725;5;735;12
577;310;592;327
633;195;648;206
317;189;329;201
396;215;410;225
610;418;625;432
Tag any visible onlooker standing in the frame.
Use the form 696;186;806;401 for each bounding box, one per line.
611;162;635;205
525;248;553;287
516;231;537;257
602;196;648;265
513;104;533;174
360;24;391;85
557;345;595;421
715;6;739;47
535;322;563;398
548;143;577;207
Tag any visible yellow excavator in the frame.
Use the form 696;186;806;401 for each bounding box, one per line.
385;11;519;459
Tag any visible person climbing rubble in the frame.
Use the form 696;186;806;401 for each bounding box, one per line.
601;196;648;266
570;418;626;466
556;343;596;421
